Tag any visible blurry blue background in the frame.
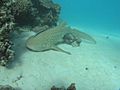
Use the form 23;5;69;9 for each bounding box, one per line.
53;0;120;33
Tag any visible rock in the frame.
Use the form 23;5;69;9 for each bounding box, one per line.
67;83;76;90
51;83;76;90
0;85;15;90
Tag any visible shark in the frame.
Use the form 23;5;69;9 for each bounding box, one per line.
26;23;96;55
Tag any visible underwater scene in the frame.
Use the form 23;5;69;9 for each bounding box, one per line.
0;0;120;90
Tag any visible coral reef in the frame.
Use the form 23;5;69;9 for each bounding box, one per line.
0;0;15;66
11;0;61;27
0;85;15;90
51;83;76;90
0;0;61;66
11;0;34;26
31;0;61;27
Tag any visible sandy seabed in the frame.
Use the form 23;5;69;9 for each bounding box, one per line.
0;29;120;90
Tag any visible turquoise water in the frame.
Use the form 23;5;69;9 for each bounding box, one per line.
0;0;120;90
53;0;120;33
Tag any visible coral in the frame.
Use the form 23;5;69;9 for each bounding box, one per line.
0;39;14;66
0;0;15;66
11;0;35;25
11;0;32;15
10;0;61;27
0;0;61;66
32;0;61;27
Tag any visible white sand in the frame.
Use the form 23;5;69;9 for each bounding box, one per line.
0;30;120;90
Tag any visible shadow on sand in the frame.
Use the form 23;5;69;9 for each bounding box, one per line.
7;32;31;69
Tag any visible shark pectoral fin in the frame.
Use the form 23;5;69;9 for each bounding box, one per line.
51;46;71;55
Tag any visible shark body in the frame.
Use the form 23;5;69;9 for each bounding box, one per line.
26;23;96;55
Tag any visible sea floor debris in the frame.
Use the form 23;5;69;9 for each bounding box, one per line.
51;83;76;90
